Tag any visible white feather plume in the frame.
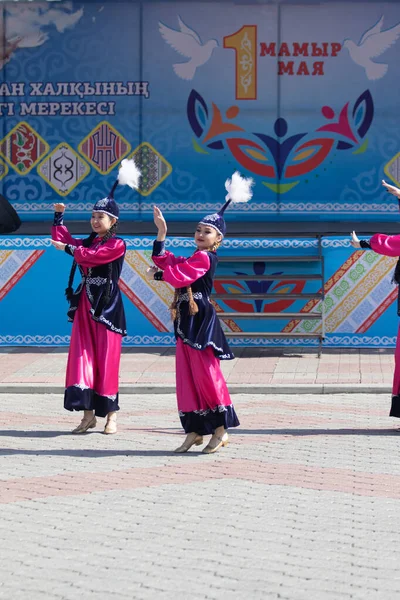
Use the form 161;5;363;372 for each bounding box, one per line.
118;158;141;190
225;171;254;203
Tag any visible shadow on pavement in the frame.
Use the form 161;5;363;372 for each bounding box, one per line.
0;448;199;457
236;428;400;436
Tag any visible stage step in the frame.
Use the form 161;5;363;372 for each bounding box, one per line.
213;293;322;300
219;312;321;320
224;332;322;339
215;274;322;281
218;255;321;263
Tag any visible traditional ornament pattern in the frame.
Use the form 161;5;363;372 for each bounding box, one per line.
38;143;90;196
0;158;8;181
0;249;44;301
128;142;172;196
120;250;174;332
0;122;49;175
78;121;131;175
223;25;257;100
282;251;397;335
384;151;400;187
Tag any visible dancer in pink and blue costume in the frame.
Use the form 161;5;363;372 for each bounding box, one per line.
51;160;140;434
352;179;400;420
147;172;254;453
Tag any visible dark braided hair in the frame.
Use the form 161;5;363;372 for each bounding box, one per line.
65;232;97;301
65;223;118;311
97;222;118;313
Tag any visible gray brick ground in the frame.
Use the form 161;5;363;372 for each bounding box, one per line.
0;393;400;599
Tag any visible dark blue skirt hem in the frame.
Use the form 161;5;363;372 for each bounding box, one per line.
179;405;239;435
390;395;400;418
64;386;120;418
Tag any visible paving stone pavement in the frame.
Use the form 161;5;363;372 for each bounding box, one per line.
1;392;400;599
0;347;395;388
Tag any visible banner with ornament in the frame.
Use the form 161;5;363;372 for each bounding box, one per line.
0;234;398;348
0;1;400;222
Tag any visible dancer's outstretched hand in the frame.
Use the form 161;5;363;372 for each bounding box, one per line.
153;205;167;240
51;240;66;251
382;180;400;198
350;231;361;248
54;203;66;213
153;206;167;231
145;266;157;280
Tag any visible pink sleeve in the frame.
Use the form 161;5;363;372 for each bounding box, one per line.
370;233;400;257
52;225;84;247
152;250;187;270
162;251;210;288
71;238;126;267
151;240;186;269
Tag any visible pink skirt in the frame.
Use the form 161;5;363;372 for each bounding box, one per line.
175;338;239;435
64;292;122;417
390;323;400;418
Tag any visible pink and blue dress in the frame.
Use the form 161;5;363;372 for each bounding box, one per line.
152;240;240;435
361;233;400;417
52;213;126;418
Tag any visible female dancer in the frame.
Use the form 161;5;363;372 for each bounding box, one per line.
146;172;254;453
351;178;400;419
51;159;140;434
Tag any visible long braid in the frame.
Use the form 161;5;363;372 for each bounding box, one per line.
169;289;179;321
65;232;96;302
100;223;118;308
185;244;218;316
90;222;118;317
169;286;199;321
187;285;199;316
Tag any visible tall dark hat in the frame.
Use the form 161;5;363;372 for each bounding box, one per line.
92;159;141;219
198;171;254;237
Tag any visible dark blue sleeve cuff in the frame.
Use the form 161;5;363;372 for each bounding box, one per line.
152;240;165;256
154;271;164;281
360;240;371;249
65;244;75;257
53;212;64;226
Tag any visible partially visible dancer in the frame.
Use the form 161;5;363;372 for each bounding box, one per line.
351;178;400;420
147;172;254;453
51;159;140;434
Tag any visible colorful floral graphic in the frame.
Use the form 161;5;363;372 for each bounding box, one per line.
187;89;374;193
214;262;306;313
0;122;49;175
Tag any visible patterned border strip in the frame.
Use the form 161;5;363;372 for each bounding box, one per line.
356;288;398;334
8;202;399;214
283;251;363;333
119;280;169;333
0;334;396;347
0;237;331;250
0;250;44;301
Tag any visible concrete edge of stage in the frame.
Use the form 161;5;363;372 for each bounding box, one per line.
0;383;391;395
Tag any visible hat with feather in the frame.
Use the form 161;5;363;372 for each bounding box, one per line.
92;158;141;219
198;171;254;237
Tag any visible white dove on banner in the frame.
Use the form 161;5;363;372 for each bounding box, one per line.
0;3;83;70
159;15;218;80
343;15;400;80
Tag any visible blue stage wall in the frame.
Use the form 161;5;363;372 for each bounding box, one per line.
0;234;397;348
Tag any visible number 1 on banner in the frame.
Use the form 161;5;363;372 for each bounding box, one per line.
223;25;257;100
